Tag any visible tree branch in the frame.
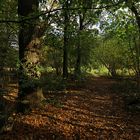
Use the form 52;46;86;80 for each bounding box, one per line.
0;1;124;24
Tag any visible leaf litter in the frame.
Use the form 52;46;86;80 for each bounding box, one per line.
0;76;140;140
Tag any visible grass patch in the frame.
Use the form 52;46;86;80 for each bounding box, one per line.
89;67;109;76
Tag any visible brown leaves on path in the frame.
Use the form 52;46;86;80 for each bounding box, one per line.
0;76;140;140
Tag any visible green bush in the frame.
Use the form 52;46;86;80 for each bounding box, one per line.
41;74;67;92
111;79;138;94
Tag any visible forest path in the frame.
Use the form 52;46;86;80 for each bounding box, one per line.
0;76;140;140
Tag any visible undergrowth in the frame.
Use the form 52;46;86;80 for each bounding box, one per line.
111;78;140;112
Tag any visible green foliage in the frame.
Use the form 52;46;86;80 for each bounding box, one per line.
111;79;138;94
0;0;18;70
42;74;67;91
90;66;109;76
41;32;63;75
20;77;40;90
94;38;127;76
99;5;140;78
0;42;18;70
69;30;98;71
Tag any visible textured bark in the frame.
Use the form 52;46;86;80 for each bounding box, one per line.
18;0;45;113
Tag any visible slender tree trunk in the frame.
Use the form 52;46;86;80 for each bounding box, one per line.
63;0;69;78
75;32;81;77
17;0;45;113
75;14;84;78
110;68;117;77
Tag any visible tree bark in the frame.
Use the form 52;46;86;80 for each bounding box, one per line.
75;15;83;78
75;9;86;78
17;0;45;113
63;0;69;79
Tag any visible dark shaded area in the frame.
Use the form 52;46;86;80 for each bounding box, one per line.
0;70;17;133
111;77;140;113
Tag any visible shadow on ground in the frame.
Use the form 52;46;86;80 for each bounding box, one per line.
0;76;140;140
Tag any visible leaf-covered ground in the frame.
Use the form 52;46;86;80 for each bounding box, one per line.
0;76;140;140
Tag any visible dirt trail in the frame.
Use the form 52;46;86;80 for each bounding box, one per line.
0;77;140;140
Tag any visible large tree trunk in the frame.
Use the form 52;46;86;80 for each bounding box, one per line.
17;0;45;113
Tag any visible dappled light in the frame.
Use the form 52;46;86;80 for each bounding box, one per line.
0;0;140;139
0;76;140;139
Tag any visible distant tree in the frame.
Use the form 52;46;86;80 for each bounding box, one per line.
94;38;127;77
42;32;63;76
73;0;100;78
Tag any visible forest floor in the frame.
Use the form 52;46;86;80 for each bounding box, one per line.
0;76;140;140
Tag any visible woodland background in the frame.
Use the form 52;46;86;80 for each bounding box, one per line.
0;0;140;139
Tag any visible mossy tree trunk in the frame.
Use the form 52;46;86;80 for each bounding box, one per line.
17;0;45;113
